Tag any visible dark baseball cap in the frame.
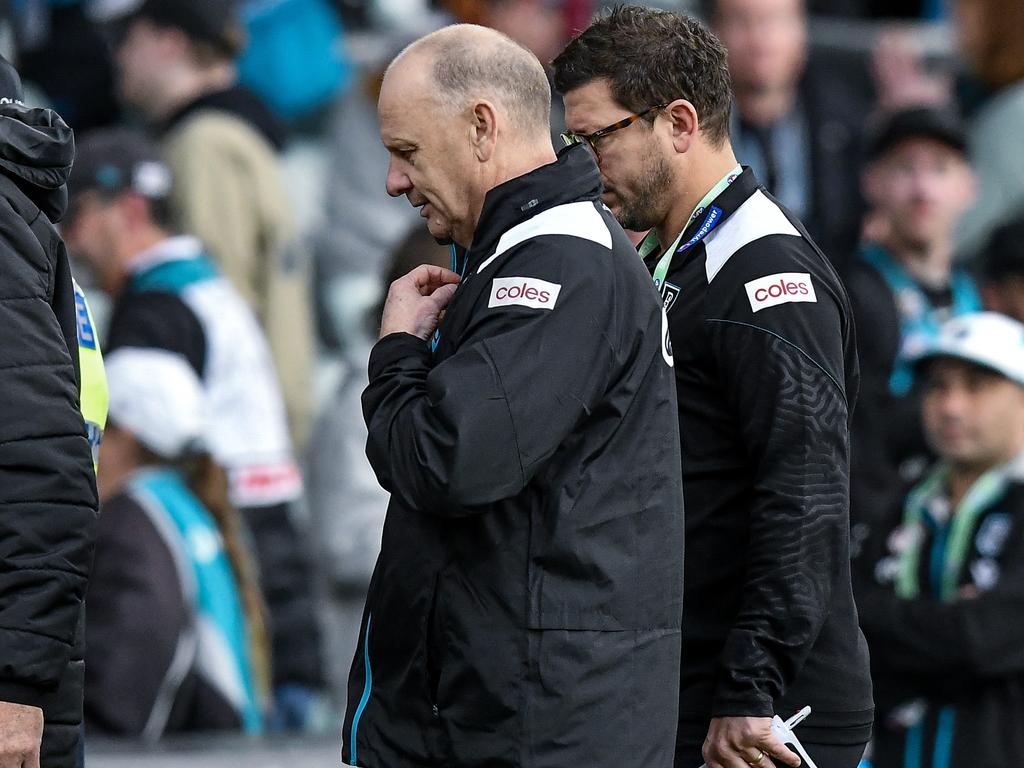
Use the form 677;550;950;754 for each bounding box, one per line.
0;55;25;104
68;128;172;214
867;106;968;161
105;0;244;57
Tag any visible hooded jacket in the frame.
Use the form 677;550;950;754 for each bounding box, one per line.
0;100;99;767
343;146;685;768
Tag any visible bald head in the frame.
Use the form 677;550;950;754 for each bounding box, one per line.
378;24;558;246
389;24;552;140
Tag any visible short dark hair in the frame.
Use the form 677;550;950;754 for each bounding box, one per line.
552;5;733;146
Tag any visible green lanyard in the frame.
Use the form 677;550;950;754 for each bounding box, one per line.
897;463;1008;601
644;164;742;290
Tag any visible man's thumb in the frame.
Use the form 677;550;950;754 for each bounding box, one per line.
431;283;459;309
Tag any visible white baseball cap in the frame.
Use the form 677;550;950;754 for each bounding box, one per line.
915;312;1024;387
105;348;206;459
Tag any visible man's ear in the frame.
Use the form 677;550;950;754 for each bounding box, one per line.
665;98;700;155
469;100;499;162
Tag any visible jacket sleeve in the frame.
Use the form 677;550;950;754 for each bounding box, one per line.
858;513;1024;681
83;492;189;735
362;245;619;514
706;244;855;717
0;229;98;707
858;590;1024;681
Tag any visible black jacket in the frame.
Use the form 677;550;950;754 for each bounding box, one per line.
645;169;874;760
855;456;1024;768
0;101;98;767
344;146;685;768
85;484;248;737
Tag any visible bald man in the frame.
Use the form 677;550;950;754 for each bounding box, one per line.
343;25;685;768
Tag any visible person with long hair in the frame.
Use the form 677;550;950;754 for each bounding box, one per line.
84;348;269;739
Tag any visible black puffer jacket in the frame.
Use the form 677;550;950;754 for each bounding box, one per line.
0;101;99;767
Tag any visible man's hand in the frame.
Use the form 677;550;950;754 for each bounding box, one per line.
703;716;801;768
0;701;43;768
380;265;461;341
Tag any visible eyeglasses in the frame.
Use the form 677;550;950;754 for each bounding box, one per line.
561;104;669;161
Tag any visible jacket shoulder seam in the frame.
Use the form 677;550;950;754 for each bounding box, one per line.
705;317;848;405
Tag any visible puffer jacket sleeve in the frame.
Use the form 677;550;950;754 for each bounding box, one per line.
0;203;99;707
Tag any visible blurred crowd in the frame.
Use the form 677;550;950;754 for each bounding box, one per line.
2;0;1024;762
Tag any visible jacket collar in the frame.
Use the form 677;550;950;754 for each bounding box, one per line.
641;166;763;271
159;86;287;151
682;165;761;241
127;235;204;277
465;144;602;270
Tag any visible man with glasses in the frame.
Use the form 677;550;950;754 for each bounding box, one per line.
555;7;872;768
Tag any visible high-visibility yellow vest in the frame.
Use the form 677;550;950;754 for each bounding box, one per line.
73;279;108;469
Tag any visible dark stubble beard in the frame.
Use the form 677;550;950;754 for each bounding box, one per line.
615;151;674;233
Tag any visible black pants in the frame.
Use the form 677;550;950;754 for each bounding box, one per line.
676;739;867;768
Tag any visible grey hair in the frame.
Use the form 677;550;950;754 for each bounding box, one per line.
397;24;552;139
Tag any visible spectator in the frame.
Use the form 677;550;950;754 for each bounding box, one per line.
0;55;100;768
707;0;869;265
104;0;314;447
845;107;980;532
63;129;326;732
86;348;268;739
953;0;1024;259
855;312;1024;768
980;214;1024;322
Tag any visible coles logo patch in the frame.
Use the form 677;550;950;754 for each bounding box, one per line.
489;276;561;310
744;272;817;313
